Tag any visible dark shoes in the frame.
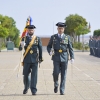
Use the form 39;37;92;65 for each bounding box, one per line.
54;87;65;95
54;87;58;93
60;92;64;95
23;89;28;94
23;89;37;95
32;92;36;95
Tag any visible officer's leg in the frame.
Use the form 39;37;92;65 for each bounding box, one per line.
95;48;96;57
23;63;31;91
96;48;97;57
30;63;38;93
90;48;92;55
60;61;68;93
91;48;93;55
95;48;97;57
98;48;99;57
94;48;96;56
53;61;60;87
96;48;98;57
90;48;91;55
23;75;31;90
93;48;95;56
92;48;94;55
98;49;100;57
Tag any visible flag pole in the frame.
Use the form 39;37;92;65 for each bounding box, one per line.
17;16;31;78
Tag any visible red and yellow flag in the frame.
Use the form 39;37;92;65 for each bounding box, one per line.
19;16;32;45
21;17;30;38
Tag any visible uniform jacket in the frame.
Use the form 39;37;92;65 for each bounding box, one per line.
23;36;42;63
47;34;74;62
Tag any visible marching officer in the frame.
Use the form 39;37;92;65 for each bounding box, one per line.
47;22;74;95
92;37;96;56
89;36;93;55
98;36;100;58
21;25;43;95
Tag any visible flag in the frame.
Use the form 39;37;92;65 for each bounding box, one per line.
19;16;32;46
21;16;32;38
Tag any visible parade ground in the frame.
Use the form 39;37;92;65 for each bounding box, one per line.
0;49;100;100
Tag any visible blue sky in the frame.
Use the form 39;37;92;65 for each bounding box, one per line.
0;0;100;36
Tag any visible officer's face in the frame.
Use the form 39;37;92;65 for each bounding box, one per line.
27;29;34;36
57;27;65;34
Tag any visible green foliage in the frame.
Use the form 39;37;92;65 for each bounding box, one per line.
93;29;100;36
0;25;9;37
13;30;20;47
74;25;90;36
64;14;88;36
73;42;83;50
84;45;89;50
0;38;6;50
0;14;20;47
73;42;89;50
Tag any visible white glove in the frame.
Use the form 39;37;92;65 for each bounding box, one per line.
70;59;74;64
49;51;53;56
21;41;26;47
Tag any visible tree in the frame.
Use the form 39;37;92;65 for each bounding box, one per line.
64;14;89;42
93;29;100;36
0;14;20;47
0;25;9;37
13;28;20;47
74;25;90;35
74;25;90;42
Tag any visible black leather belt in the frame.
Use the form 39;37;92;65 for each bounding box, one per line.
54;49;67;53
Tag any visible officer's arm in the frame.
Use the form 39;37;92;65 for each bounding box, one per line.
38;37;43;61
68;36;74;59
89;40;90;47
19;37;25;51
23;37;28;50
47;36;53;54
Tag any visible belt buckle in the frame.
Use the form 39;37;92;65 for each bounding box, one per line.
59;49;62;53
30;50;33;54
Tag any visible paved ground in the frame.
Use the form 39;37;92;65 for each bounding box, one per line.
0;50;100;100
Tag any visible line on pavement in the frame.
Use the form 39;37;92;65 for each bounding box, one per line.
0;64;19;71
14;63;19;71
72;64;100;85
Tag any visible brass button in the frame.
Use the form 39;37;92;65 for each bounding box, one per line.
30;50;33;54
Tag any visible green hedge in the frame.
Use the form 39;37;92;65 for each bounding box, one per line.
93;29;100;36
73;42;89;50
73;42;82;50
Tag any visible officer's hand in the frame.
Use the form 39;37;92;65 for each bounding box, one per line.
21;41;25;47
39;58;43;63
70;59;74;64
49;51;53;56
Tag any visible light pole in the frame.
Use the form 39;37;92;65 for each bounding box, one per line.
82;26;87;52
82;34;84;52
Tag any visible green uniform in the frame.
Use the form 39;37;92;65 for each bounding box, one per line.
47;33;74;94
23;35;42;93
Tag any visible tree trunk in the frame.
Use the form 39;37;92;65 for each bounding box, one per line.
74;35;77;42
78;35;80;42
0;38;4;52
73;33;76;42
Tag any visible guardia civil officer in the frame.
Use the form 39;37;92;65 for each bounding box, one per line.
21;25;43;95
47;22;74;95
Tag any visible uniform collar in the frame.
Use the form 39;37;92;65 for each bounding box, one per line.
58;33;64;38
27;34;34;38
